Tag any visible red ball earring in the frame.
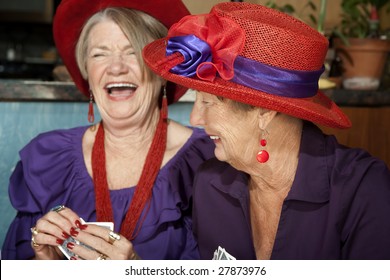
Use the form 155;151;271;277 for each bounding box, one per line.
256;132;269;163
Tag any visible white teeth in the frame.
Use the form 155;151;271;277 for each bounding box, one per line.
106;83;137;89
210;135;220;140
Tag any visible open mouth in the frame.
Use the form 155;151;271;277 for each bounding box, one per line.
210;135;220;140
105;82;137;96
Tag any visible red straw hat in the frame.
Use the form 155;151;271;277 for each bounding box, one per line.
142;2;351;128
53;0;190;104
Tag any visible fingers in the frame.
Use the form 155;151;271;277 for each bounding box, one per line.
30;222;67;249
108;231;121;245
43;206;82;233
51;205;66;213
69;226;136;260
32;206;140;260
30;226;66;260
31;206;85;250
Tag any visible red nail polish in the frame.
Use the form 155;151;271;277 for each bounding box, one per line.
75;220;82;228
67;242;75;249
80;224;88;230
75;220;88;230
62;231;70;239
70;227;79;237
56;238;64;245
70;256;77;260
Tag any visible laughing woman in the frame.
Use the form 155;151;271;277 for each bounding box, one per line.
1;0;214;260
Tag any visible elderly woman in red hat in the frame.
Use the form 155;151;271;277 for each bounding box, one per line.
143;2;390;259
1;0;215;260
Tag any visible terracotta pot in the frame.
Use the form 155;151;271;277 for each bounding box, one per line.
334;38;390;90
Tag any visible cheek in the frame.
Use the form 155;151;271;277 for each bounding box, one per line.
86;62;104;84
220;117;257;152
206;107;230;125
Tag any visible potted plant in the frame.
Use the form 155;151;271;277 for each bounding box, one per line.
333;0;390;90
265;1;319;30
265;1;341;89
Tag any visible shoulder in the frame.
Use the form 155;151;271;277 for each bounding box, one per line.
198;157;233;174
9;126;90;212
299;122;390;199
21;126;88;154
161;126;215;200
167;122;215;165
195;157;249;192
19;125;89;171
320;125;390;186
309;123;390;204
329;142;390;193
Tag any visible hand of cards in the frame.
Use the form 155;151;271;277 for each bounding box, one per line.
58;218;114;260
212;246;236;260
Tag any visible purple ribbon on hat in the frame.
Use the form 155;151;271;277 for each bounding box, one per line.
167;35;212;78
166;35;324;98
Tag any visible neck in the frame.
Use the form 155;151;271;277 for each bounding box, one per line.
101;107;160;155
91;96;168;240
249;117;303;194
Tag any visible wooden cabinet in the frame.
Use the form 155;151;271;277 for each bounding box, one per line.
319;107;390;168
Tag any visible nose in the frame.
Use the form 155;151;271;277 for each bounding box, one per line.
190;99;205;127
107;54;128;75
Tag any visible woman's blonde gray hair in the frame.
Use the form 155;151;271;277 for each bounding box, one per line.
75;7;167;83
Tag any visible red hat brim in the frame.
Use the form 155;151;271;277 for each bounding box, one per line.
53;0;190;104
143;39;352;129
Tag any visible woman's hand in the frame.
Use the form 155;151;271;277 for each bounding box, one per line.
30;205;82;260
66;224;140;260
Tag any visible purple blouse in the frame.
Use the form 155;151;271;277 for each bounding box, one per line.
193;122;390;260
2;125;215;260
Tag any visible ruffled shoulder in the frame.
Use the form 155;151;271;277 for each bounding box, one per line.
135;127;215;241
166;127;215;208
9;126;90;213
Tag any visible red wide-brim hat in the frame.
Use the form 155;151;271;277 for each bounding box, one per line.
142;2;351;128
53;0;190;104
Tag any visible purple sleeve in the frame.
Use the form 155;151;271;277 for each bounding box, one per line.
2;127;89;260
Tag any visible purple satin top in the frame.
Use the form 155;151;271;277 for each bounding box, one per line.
2;125;215;260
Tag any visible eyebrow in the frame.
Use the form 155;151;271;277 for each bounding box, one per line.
90;44;134;51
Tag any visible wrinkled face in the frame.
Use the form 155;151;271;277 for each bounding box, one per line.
190;91;259;169
86;19;161;124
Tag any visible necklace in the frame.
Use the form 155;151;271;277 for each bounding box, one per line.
91;97;168;240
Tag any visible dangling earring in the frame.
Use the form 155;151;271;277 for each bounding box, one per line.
88;90;95;123
256;129;269;163
161;85;168;120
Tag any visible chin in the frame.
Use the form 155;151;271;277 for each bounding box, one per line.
214;150;228;163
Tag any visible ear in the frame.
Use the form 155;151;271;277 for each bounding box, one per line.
256;108;277;130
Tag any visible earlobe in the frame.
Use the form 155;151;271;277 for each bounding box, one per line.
257;109;277;130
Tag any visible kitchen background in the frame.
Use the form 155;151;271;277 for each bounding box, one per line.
1;0;390;251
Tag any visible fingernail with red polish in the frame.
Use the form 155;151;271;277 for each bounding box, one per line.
75;220;88;230
80;224;88;230
56;238;64;245
67;242;75;250
70;227;79;237
62;231;70;239
75;220;82;228
70;256;77;260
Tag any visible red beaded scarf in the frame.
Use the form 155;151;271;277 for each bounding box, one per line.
91;96;168;240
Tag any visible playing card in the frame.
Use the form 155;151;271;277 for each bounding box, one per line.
221;247;236;260
213;249;218;260
212;246;236;260
58;219;114;260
